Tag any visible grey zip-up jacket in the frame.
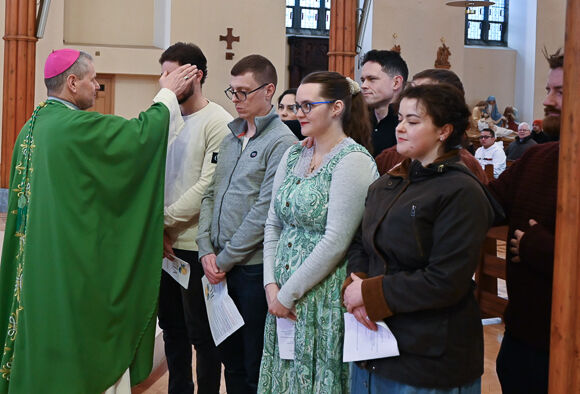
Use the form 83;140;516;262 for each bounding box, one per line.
197;107;297;271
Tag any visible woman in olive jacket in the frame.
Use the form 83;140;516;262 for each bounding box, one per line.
343;84;502;393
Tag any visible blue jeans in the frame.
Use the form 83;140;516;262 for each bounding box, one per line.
351;363;481;394
217;264;268;394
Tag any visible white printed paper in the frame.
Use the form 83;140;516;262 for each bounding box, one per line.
201;275;245;346
162;256;191;289
342;313;399;362
276;318;296;360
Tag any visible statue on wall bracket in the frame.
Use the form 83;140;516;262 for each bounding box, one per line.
435;37;451;69
391;33;401;53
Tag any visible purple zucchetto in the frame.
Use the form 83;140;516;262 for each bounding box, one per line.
44;49;81;79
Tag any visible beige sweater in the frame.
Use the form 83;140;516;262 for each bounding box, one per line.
164;101;232;250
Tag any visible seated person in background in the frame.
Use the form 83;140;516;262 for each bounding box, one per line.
475;128;506;178
531;119;551;144
478;112;515;140
277;88;303;139
506;122;537;161
503;106;519;132
375;68;488;184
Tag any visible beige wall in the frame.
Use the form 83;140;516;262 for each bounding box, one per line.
1;0;286;123
371;1;466;81
113;75;160;119
169;0;287;114
463;47;517;109
64;0;155;47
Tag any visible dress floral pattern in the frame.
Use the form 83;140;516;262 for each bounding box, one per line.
259;141;370;393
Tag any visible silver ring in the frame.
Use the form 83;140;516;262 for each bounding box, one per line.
184;76;189;80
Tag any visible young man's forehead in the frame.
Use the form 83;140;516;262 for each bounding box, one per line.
361;61;390;76
229;72;258;89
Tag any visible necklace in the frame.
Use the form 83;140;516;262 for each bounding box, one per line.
307;136;346;174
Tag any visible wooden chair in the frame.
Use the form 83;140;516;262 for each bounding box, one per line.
475;225;509;318
484;164;494;181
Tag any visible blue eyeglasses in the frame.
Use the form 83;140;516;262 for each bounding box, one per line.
292;100;337;115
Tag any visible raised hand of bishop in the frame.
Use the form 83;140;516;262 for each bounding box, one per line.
159;63;198;97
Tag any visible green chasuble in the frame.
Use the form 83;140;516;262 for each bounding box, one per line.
0;99;170;393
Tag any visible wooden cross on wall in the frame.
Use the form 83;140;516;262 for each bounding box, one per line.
219;28;240;60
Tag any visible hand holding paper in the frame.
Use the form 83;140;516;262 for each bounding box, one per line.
343;312;399;363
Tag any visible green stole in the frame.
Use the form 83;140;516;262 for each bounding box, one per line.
0;99;169;393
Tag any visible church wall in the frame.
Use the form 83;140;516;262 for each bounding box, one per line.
370;1;467;87
114;75;161;119
509;0;538;124
29;0;286;120
63;0;155;47
168;0;287;116
463;47;517;111
370;0;517;113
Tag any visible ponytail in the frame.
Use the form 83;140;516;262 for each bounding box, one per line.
301;71;372;153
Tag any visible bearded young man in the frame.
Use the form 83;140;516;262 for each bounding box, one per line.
488;49;564;394
158;42;232;394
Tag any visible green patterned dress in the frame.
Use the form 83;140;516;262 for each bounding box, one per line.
259;141;370;393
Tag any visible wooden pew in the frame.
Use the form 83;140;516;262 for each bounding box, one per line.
475;225;508;318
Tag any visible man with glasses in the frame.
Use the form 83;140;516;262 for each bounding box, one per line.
197;54;296;394
505;122;537;161
474;128;506;178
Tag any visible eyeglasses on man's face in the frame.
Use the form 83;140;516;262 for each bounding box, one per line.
224;83;268;102
292;100;337;115
479;135;493;140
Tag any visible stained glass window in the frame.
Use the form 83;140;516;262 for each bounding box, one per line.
286;0;331;36
465;0;508;46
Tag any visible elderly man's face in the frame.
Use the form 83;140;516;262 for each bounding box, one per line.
517;125;531;139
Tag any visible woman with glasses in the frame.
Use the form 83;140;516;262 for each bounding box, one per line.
342;84;502;393
258;71;377;393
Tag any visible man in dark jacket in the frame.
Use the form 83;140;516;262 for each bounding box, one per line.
360;50;408;156
488;49;563;394
505;122;537;161
531;119;551;143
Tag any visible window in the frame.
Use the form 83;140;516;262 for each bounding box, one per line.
465;0;508;46
286;0;331;36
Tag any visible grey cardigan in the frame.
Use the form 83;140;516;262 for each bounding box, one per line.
197;107;297;271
